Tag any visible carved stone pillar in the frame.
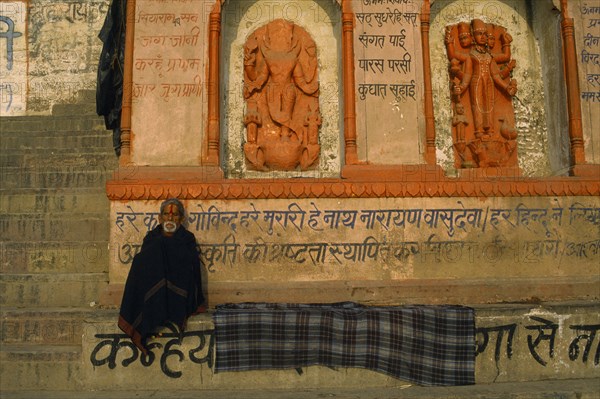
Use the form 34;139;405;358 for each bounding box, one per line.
342;0;359;166
205;2;221;166
420;0;436;165
118;0;136;165
560;0;586;171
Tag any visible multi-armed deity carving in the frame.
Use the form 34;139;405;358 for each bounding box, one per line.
243;19;321;171
445;19;519;169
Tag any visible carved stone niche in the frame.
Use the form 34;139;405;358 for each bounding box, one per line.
444;19;519;169
242;19;321;171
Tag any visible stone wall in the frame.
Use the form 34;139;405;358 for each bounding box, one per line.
1;0;599;392
130;0;208;166
572;0;600;164
108;196;599;305
0;0;108;116
77;303;600;390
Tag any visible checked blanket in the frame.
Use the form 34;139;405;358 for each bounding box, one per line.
213;302;475;386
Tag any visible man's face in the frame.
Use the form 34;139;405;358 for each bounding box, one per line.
487;33;495;49
473;30;487;46
159;204;183;235
459;33;471;48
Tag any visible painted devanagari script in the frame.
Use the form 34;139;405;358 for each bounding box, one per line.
353;0;423;164
110;197;600;283
131;0;207;165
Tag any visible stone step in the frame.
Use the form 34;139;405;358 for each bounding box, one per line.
51;90;100;116
1;134;114;151
0;214;109;242
1;117;106;135
0;303;598;393
0;273;107;307
1;129;110;139
52;90;96;115
80;302;600;389
0;307;104;345
1;379;599;399
0;167;114;189
52;101;98;117
1;240;109;274
0;344;83;391
0;190;109;214
2;138;113;159
81;313;409;392
76;90;98;103
0;152;116;167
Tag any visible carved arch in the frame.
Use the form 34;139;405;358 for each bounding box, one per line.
425;0;585;177
205;0;359;173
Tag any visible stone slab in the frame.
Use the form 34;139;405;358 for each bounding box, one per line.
0;308;100;345
0;191;109;214
0;346;83;391
0;168;114;189
352;0;423;165
0;216;109;242
0;240;109;274
108;197;600;306
0;1;27;116
0;153;115;168
0;135;113;151
1;379;600;399
102;275;600;308
78;302;599;391
129;0;207;167
1;304;598;392
0;273;108;307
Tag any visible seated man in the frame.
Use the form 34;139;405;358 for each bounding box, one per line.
118;198;206;353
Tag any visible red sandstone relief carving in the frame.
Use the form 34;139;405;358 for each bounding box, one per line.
243;19;321;171
445;19;518;169
106;177;600;201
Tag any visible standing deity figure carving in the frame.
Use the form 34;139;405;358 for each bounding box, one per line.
243;19;321;171
444;19;519;169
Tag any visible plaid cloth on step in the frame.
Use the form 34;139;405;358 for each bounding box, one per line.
213;302;475;386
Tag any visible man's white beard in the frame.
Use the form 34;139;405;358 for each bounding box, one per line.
163;221;178;233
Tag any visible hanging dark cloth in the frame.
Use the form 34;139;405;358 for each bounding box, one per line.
96;0;127;156
118;226;205;354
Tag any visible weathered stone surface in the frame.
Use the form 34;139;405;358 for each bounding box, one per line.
2;380;600;399
0;240;109;274
0;216;109;241
572;2;600;165
0;191;109;214
129;0;207;167
108;197;600;304
1;153;114;168
1;0;599;396
0;346;83;391
200;277;600;307
0;309;93;345
0;134;113;151
0;273;107;307
0;117;106;134
0;168;114;189
352;0;423;165
2;304;598;394
76;303;599;391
